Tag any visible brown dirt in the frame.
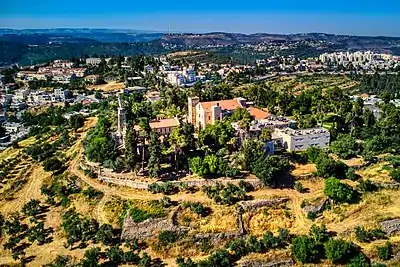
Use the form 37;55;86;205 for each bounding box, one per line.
87;81;125;92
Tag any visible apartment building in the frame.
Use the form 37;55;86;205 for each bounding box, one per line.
274;127;330;152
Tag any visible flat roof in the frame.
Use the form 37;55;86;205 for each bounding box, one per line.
134;117;180;131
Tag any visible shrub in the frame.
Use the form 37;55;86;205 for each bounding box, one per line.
324;238;355;264
291;236;319;263
316;157;348;179
294;181;305;193
238;180;254;192
158;230;181;246
306;146;324;163
389;168;400;182
307;211;317;221
182;202;210;217
377;242;391;260
309;224;329;243
358;180;378;193
227;238;247;258
348;254;370;267
330;134;359;159
148;182;178;195
324;177;357;203
355;226;387;243
246;235;262;253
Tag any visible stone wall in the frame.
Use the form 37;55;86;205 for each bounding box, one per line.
239;259;294;267
80;159;263;190
380;218;400;235
121;210;190;240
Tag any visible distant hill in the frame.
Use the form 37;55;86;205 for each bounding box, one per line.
0;29;165;43
1;29;400;66
160;32;400;50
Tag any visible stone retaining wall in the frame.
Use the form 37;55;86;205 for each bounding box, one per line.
121;211;190;240
80;160;263;190
380;218;400;235
239;259;294;267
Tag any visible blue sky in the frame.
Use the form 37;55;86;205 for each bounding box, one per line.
2;0;400;36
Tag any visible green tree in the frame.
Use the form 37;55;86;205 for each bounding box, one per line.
124;126;139;171
291;236;319;263
80;247;100;267
377;242;392;260
259;128;273;142
324;177;357;203
148;131;162;178
0;123;6;138
230;107;251;122
168;122;195;171
324;238;355;264
69;114;85;131
95;224;114;245
22;199;41;217
309;224;329;243
43;157;63;173
330;134;359;159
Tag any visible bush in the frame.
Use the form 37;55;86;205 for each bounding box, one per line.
294;181;305;193
358;180;378;193
182;202;210;217
246;235;262;253
324;177;357;203
291;236;319;263
309;224;329;243
307;211;317;221
203;182;248;205
355;226;386;243
330;134;359;159
389;168;400;182
324;238;355;264
238;180;254;192
306;146;324;163
158;230;181;246
227;238;247;258
148;182;178;195
316;157;348;179
43;157;63;173
377;242;391;260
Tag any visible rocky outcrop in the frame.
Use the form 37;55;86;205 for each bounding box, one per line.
380;218;400;235
303;198;328;214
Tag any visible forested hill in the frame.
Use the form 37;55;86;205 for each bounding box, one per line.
0;40;168;67
2;30;400;66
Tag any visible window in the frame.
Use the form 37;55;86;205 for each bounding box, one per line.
311;137;319;140
208;116;211;120
295;138;304;142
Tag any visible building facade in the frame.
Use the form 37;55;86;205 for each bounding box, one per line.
274;127;330;152
188;97;271;129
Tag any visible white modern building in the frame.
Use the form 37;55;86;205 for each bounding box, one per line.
274;127;330;152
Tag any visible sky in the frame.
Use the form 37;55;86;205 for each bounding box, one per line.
1;0;400;36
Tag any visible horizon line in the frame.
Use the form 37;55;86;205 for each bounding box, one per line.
1;28;400;38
